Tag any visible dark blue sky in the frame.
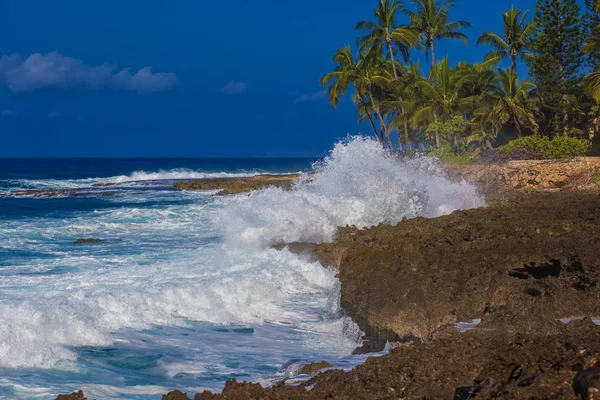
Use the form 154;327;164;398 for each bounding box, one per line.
0;0;551;157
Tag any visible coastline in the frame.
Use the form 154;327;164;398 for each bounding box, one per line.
55;160;600;400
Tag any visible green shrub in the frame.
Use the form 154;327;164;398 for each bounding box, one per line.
498;135;591;160
594;171;600;185
426;145;477;165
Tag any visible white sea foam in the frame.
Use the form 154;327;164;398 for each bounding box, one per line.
0;246;345;369
219;137;485;247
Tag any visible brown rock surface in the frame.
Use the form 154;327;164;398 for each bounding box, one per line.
298;361;333;375
449;157;600;194
173;174;302;195
189;318;600;399
54;390;87;400
74;238;103;244
10;189;113;198
313;191;600;344
162;390;192;400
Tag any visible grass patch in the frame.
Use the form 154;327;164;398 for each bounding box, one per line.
426;146;478;165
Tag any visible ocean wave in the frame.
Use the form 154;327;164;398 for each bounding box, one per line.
219;136;485;247
0;248;348;369
1;169;300;191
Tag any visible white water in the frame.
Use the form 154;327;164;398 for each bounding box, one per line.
0;137;484;398
220;137;484;247
2;170;297;192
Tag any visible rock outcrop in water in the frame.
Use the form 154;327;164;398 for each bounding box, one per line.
58;315;600;400
54;391;87;400
74;238;103;244
8;189;114;198
154;317;600;399
313;191;600;345
173;174;302;195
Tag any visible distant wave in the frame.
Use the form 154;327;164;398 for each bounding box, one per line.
1;169;301;191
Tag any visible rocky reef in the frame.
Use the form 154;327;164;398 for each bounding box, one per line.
313;191;600;344
157;316;600;399
173;174;302;195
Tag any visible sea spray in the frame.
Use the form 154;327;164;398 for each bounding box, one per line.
219;137;485;247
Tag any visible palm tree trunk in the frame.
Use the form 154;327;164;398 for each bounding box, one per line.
384;127;394;151
365;111;381;143
430;37;436;73
433;112;440;148
562;94;569;137
388;42;399;80
368;86;389;149
513;114;522;138
404;120;411;151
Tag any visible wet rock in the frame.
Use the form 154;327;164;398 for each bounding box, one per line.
574;366;600;399
272;242;318;256
313;192;600;343
173;174;302;195
162;391;191;400
54;390;87;400
298;361;333;375
74;238;103;244
187;320;600;399
11;189;113;198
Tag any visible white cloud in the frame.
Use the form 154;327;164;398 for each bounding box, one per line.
1;109;17;117
221;80;248;95
293;90;328;104
0;52;177;94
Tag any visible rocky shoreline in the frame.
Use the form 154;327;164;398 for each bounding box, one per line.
173;174;303;195
55;160;600;400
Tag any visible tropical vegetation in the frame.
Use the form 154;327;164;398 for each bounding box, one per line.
321;0;600;160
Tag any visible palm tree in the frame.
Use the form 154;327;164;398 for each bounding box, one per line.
356;100;383;144
320;45;358;109
477;6;535;79
584;4;600;104
356;0;422;80
320;46;380;143
411;57;474;147
387;61;425;150
355;0;421;150
488;67;538;138
584;71;600;103
321;46;393;149
407;0;471;72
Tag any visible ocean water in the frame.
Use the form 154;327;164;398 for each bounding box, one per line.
0;138;485;399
